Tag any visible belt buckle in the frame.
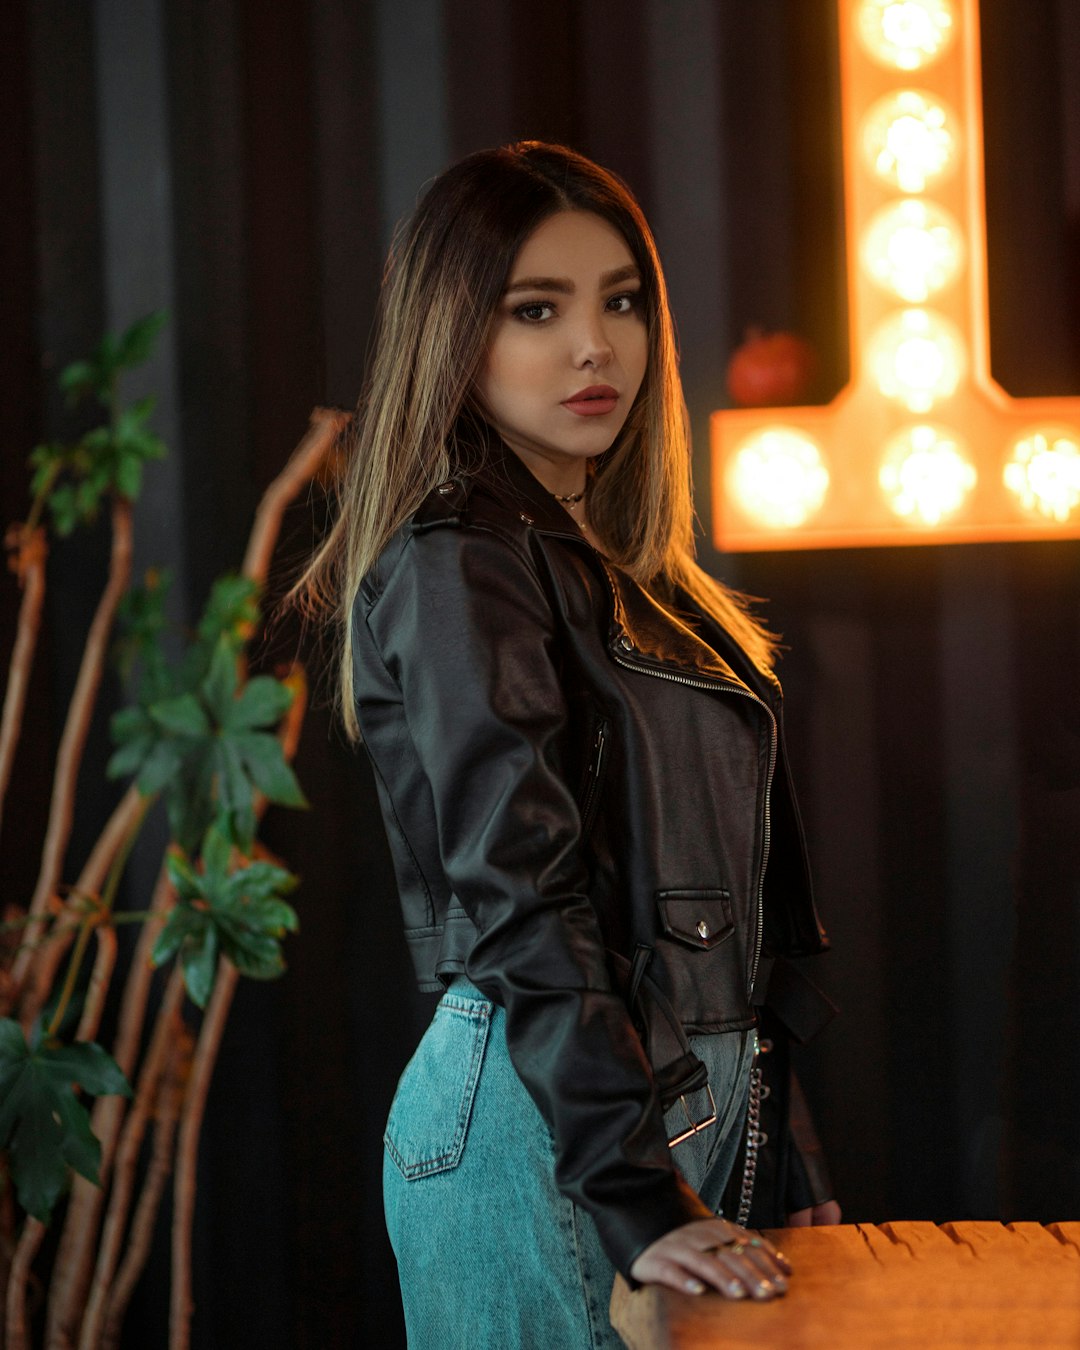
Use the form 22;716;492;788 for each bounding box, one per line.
667;1081;717;1149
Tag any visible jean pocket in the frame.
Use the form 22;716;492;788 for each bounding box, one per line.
383;993;492;1181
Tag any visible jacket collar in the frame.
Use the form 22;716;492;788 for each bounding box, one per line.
474;439;590;540
471;440;779;704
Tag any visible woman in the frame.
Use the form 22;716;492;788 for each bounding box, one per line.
301;141;830;1347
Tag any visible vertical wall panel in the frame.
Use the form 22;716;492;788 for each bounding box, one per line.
643;0;729;569
939;549;1019;1216
310;1;385;408
93;0;188;607
373;0;450;249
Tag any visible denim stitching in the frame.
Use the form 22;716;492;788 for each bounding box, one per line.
384;1001;492;1180
569;1202;603;1349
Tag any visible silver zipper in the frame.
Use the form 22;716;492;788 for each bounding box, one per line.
611;641;777;1001
577;718;608;842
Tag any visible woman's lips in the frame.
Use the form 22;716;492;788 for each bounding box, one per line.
562;385;619;417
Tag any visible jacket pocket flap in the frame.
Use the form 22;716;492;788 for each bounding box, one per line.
656;889;734;950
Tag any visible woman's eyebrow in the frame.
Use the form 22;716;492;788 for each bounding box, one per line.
503;264;641;295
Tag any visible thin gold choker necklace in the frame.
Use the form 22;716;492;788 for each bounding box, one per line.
552;489;586;504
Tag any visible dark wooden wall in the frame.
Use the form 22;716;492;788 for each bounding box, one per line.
3;2;1079;1346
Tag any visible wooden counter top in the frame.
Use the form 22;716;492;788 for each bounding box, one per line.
610;1222;1080;1349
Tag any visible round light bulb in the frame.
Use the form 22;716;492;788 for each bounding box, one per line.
879;424;976;524
855;0;956;71
1003;428;1080;522
862;199;965;302
729;428;830;529
867;308;966;412
862;89;959;193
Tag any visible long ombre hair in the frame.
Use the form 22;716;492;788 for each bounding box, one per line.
297;141;777;740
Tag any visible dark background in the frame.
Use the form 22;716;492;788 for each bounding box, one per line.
3;1;1079;1346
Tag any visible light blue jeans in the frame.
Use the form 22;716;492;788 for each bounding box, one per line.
383;978;756;1349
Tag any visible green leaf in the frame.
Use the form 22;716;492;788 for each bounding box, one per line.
58;360;101;404
181;924;218;1008
200;824;233;885
114;455;143;500
234;732;308;808
119;395;155;431
208;746;252;850
53;1086;101;1183
136;739;183;796
164;848;204;904
49;484;79;536
224;860;299;905
45;1040;132;1098
226;676;293;732
151;902;205;967
105;734;154;781
152;838;299;1000
113;570;173;699
115;310;168;369
0;1021;131;1222
197;574;261;647
200;638;238;722
149;693;210;738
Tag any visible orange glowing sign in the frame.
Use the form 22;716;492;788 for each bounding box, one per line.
711;0;1080;550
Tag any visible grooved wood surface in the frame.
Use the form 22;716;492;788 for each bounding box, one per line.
610;1222;1080;1348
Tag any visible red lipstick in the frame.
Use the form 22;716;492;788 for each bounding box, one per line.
562;385;618;416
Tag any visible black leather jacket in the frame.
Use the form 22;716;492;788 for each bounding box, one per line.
352;444;827;1277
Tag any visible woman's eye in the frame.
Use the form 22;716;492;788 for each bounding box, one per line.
514;301;556;323
606;292;640;314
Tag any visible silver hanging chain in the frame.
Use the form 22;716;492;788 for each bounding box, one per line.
735;1057;766;1227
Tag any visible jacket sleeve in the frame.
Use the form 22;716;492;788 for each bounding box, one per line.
362;523;711;1276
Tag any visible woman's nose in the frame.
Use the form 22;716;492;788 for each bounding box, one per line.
573;315;614;368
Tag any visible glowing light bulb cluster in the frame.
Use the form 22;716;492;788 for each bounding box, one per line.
857;0;956;70
715;0;1080;548
862;199;964;301
728;429;830;528
866;308;965;412
862;90;959;192
1003;429;1080;521
879;424;975;523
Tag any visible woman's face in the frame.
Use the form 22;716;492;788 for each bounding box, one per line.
474;209;649;480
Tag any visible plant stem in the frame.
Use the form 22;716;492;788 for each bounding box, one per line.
23;458;61;537
43;791;151;1042
52;875;181;1350
0;526;47;839
17;498;133;989
98;1013;188;1350
46;919;94;1041
241;407;346;583
99;793;154;916
5;1216;45;1350
14;785;142;1027
170;958;238;1350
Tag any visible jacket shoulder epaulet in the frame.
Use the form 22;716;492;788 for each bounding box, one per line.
411;475;535;552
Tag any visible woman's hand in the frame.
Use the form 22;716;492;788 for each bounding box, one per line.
787;1199;842;1227
629;1217;791;1300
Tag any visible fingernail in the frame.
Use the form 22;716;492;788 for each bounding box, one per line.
685;1278;706;1295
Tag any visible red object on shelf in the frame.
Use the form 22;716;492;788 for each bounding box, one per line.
726;330;819;409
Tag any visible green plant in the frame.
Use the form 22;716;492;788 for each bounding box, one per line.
0;312;345;1349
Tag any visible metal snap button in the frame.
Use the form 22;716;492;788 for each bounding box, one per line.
436;481;454;494
696;920;710;940
618;635;634;651
759;1037;774;1055
519;511;534;525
